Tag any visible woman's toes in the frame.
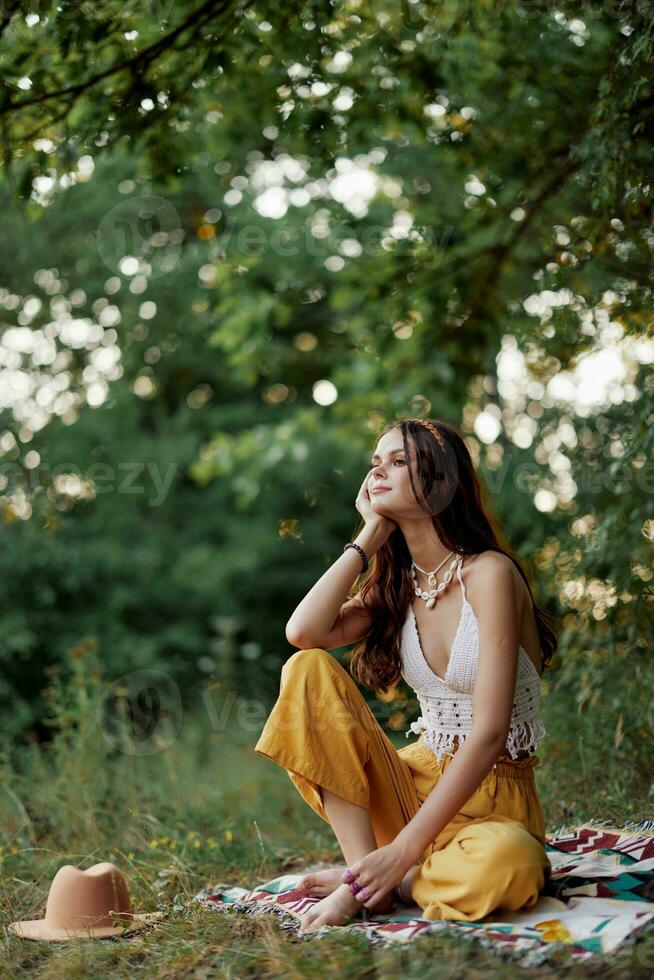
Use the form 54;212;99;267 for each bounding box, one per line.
298;914;313;936
298;911;319;936
298;883;360;934
298;867;346;896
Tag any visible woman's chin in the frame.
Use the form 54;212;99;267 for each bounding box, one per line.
371;497;397;520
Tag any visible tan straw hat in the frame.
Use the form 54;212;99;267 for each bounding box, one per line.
9;861;165;942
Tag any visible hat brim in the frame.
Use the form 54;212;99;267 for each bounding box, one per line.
9;911;165;942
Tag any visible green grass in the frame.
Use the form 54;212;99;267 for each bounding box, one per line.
1;648;653;978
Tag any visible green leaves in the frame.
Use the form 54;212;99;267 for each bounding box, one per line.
0;0;652;777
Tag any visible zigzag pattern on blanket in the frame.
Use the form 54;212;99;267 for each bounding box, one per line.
549;817;654;837
193;821;654;965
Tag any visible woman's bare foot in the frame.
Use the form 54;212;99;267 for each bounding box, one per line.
298;882;367;935
298;867;396;914
298;866;346;897
298;880;397;935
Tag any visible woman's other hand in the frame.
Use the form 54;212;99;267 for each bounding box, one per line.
341;842;412;910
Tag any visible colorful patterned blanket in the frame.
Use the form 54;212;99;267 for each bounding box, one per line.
193;820;654;966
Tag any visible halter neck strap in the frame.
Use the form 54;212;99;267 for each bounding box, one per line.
455;556;467;602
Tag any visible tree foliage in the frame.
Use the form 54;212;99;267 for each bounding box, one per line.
0;2;651;782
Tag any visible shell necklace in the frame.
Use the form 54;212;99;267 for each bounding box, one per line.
410;551;461;609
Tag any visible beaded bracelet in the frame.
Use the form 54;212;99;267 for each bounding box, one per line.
343;542;369;573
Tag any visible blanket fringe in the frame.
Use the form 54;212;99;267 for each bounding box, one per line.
206;896;304;932
547;817;654;839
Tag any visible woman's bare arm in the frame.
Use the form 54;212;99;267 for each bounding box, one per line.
285;521;388;649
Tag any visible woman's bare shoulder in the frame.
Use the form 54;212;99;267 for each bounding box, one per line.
465;550;515;576
463;551;522;597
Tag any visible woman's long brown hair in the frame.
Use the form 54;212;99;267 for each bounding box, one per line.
345;418;559;694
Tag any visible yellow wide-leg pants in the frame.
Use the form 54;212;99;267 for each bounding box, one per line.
254;647;552;922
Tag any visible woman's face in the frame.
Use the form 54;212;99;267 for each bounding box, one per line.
367;429;425;518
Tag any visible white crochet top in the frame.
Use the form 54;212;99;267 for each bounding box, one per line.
400;557;547;768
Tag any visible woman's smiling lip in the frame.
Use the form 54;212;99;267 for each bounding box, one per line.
371;487;391;493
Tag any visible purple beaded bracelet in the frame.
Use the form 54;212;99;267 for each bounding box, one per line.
344;542;369;573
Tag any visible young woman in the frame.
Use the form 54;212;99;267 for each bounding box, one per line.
254;417;557;936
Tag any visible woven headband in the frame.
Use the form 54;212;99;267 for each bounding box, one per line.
404;418;447;453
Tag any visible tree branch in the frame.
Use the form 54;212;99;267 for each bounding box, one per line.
1;0;243;118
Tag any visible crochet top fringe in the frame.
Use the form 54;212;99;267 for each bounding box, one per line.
400;556;547;768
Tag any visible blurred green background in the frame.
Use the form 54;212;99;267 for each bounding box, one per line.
1;0;653;941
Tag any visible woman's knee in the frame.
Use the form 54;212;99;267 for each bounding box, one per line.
495;833;546;893
463;821;546;876
282;646;331;679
